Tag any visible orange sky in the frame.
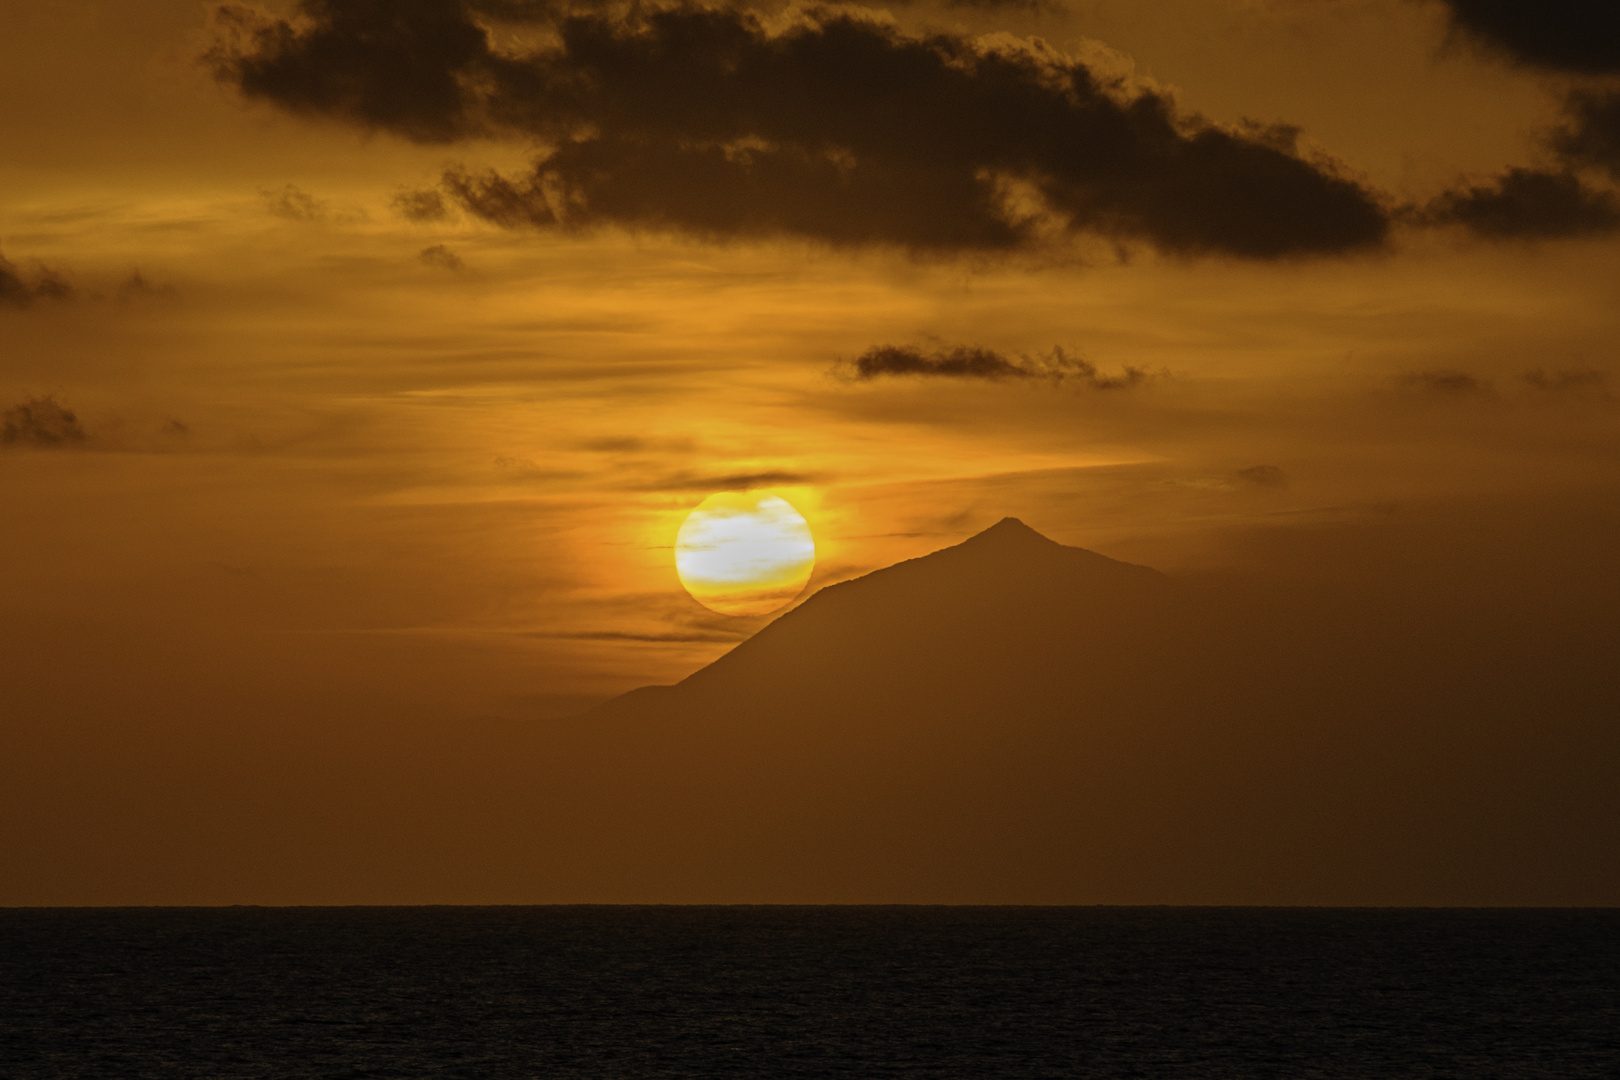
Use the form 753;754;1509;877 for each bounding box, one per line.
2;0;1618;904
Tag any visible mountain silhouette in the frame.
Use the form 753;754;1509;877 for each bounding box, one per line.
529;517;1614;903
11;516;1609;906
17;515;1605;905
597;517;1184;723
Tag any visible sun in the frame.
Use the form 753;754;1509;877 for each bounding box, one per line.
675;492;816;616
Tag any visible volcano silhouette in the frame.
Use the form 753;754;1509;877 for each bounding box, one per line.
494;516;1615;903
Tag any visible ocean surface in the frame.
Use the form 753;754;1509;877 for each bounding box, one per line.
2;907;1616;1079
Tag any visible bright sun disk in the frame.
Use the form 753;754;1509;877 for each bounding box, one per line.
675;492;816;616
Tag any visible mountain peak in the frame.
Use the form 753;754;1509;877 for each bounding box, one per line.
958;516;1064;548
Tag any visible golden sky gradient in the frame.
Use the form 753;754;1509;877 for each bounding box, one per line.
2;0;1618;904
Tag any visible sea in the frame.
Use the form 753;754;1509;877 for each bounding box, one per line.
2;906;1616;1079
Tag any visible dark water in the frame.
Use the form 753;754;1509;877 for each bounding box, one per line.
2;907;1617;1079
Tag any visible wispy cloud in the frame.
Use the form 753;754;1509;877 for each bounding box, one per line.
393;188;452;222
634;470;818;493
2;397;88;447
0;251;73;309
419;244;465;270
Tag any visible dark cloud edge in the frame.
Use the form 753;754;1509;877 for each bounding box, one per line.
1409;166;1620;240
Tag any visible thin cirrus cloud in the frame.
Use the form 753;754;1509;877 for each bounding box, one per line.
637;469;818;493
846;344;1146;388
208;0;1390;258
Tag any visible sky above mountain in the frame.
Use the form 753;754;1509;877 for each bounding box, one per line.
2;0;1617;903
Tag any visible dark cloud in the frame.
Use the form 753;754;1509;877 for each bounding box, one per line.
853;344;1036;380
211;1;1389;258
846;343;1145;387
1419;167;1620;239
1402;370;1491;396
1435;0;1620;75
393;188;452;221
0;251;72;309
577;435;699;453
441;168;559;230
2;397;88;447
1550;90;1620;181
1409;11;1620;241
1236;464;1286;487
419;244;466;269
